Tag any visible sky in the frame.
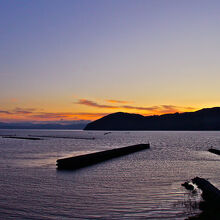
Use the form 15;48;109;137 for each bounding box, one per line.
0;0;220;123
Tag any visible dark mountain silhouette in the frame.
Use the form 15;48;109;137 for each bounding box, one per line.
84;107;220;130
0;122;88;129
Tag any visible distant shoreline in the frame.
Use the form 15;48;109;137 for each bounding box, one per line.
0;128;84;130
0;128;220;131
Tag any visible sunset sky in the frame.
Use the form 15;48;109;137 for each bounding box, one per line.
1;0;220;123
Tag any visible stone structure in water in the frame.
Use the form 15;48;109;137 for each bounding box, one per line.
57;143;150;170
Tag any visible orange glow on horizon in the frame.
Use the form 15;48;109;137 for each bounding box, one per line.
0;106;202;122
0;111;109;122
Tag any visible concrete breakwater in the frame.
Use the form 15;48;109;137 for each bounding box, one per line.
208;148;220;155
1;136;42;140
57;143;150;170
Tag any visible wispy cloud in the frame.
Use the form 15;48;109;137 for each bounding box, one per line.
142;105;197;115
0;110;12;114
31;112;107;119
0;101;197;123
0;108;37;115
76;98;196;114
73;112;108;117
156;105;182;114
106;99;133;104
14;107;37;114
120;105;158;111
159;105;197;114
0;107;109;122
32;119;91;125
76;99;118;109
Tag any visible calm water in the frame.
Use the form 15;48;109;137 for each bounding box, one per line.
0;130;219;219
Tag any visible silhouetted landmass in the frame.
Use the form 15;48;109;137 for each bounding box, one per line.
0;122;88;130
84;107;220;130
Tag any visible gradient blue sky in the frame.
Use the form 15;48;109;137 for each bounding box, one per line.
0;0;220;122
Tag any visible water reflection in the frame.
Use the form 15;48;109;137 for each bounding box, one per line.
0;130;219;219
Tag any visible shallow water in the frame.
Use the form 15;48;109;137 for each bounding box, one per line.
0;130;219;219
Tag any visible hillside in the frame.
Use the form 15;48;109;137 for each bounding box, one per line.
84;107;220;130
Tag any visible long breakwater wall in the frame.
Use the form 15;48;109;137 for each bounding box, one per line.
57;143;150;170
208;148;220;155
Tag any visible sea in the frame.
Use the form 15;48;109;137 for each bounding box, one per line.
0;129;219;219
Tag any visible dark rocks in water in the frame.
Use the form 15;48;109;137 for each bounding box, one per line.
208;148;220;155
188;177;220;220
192;177;220;202
182;181;195;191
84;107;220;130
56;143;150;170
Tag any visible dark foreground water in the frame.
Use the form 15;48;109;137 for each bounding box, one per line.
0;130;219;219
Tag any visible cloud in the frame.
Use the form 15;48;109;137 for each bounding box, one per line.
76;99;118;109
0;101;197;123
76;99;172;111
157;105;196;114
76;98;196;114
14;107;37;114
76;98;156;111
0;108;36;115
31;119;91;125
0;107;109;122
157;105;180;113
31;112;70;119
106;99;132;104
29;112;109;121
120;105;159;111
142;105;197;115
0;110;12;115
0;108;37;115
73;112;108;117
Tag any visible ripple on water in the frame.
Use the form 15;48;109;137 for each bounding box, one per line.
0;130;219;219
